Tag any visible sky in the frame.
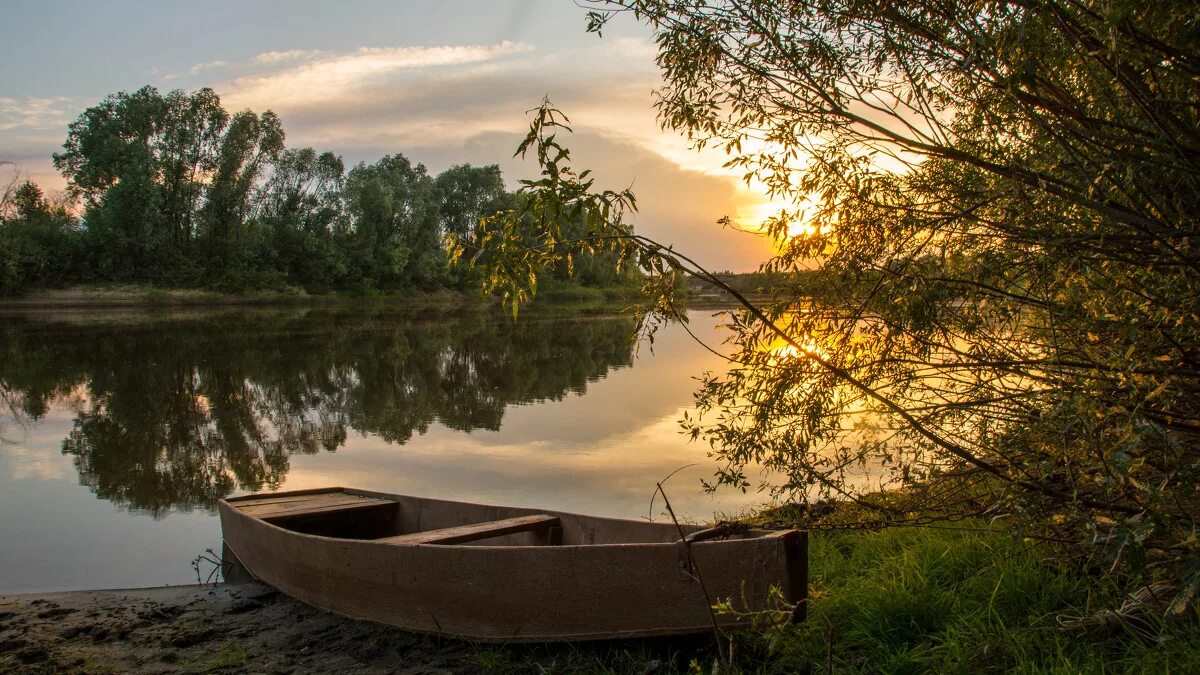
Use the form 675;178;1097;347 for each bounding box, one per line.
0;0;776;271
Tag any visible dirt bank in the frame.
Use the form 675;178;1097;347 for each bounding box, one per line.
0;285;475;310
0;582;486;674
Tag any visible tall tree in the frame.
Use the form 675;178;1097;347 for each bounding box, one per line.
345;154;442;288
199;109;285;276
472;0;1200;599
54;86;228;281
435;164;510;253
259;148;345;233
157;88;227;248
257;148;347;291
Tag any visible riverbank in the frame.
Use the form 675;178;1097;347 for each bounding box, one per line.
0;581;704;674
0;582;486;673
0;285;479;310
5;525;1197;673
0;280;651;310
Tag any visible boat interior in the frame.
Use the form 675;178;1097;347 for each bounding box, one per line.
225;488;768;547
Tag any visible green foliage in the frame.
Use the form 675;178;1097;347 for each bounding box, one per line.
436;163;515;285
199;109;285;277
489;0;1200;605
256;147;348;292
344;154;443;289
54;86;227;282
29;85;644;296
453;100;643;316
0;176;82;293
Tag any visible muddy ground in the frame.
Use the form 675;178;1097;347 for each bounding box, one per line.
0;583;700;674
0;582;494;674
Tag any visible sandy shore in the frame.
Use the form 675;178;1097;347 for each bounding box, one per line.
0;582;486;674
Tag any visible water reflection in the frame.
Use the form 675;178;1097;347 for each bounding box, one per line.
0;308;639;515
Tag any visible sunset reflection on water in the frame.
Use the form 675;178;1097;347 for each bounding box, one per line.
0;306;778;592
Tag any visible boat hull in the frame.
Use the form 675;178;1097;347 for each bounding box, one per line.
219;487;806;642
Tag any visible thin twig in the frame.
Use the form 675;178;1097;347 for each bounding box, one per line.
655;474;729;671
647;463;696;522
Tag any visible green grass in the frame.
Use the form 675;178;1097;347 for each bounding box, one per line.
530;278;644;304
475;526;1200;673
472;642;695;674
738;526;1199;673
193;642;248;672
0;283;483;310
536;282;607;302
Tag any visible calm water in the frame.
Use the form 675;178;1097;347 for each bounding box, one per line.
0;305;767;593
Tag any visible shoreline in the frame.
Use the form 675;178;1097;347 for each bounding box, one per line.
0;581;489;673
0;284;656;314
0;285;478;310
5;527;1195;672
1;581;700;674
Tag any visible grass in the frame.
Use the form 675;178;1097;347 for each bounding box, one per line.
756;526;1199;673
0;283;479;310
0;283;307;307
474;525;1200;673
3;280;649;312
153;640;249;673
194;642;248;672
531;278;644;304
472;642;696;674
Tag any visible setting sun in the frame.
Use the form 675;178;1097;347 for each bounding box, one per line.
736;185;827;242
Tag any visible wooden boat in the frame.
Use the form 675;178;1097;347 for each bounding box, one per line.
218;487;806;642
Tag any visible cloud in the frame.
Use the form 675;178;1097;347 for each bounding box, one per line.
163;49;326;81
253;49;328;65
5;37;778;270
208;37;657;146
0;98;75;190
224;42;536;110
162;59;232;80
223;53;754;259
414;130;775;272
0;97;74;131
203;38;774;270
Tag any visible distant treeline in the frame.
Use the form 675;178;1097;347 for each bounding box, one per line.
0;308;638;513
0;86;633;295
684;270;815;297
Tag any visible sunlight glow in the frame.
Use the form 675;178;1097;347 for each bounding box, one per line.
735;182;830;243
769;340;829;363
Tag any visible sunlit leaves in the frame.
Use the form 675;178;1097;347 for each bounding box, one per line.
572;0;1200;595
453;98;641;318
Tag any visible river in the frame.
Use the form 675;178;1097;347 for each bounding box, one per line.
0;303;769;592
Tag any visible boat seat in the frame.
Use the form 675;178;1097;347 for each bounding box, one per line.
235;493;398;522
377;514;562;545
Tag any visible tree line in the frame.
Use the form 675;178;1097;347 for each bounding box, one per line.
0;309;637;513
0;86;633;295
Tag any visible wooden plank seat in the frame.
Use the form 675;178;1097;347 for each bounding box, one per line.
233;492;399;521
377;514;561;545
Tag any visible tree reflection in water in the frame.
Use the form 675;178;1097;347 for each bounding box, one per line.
0;308;639;515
